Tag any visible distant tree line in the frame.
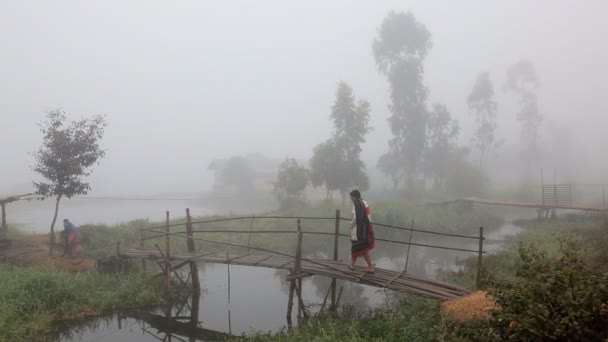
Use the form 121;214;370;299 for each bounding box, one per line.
274;10;543;204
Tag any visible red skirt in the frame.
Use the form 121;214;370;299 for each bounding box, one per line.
351;223;375;258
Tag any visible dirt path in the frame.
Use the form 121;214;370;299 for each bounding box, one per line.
0;234;95;271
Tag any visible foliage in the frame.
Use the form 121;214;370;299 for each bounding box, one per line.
486;239;608;341
310;82;371;200
274;157;309;203
220;156;256;193
467;72;499;170
238;297;440;342
0;265;179;342
373;11;432;187
504;60;542;171
32;109;107;255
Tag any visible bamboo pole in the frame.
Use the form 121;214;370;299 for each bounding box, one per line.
227;251;231;304
286;275;295;328
186;208;201;292
247;216;255;255
1;203;6;233
295;219;304;319
165;211;171;289
330;209;340;311
476;227;484;290
403;220;415;273
140;225;146;271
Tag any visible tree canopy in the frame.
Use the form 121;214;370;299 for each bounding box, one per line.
274;158;309;203
468;71;499;170
373;11;432;187
310;82;371;200
505;60;542;171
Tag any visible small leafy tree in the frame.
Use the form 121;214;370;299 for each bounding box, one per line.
309;139;348;201
220;156;255;193
424;103;460;190
468;72;499;170
33;110;107;256
274;158;309;203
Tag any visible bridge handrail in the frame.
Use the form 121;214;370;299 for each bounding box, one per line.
141;228;484;254
141;215;483;240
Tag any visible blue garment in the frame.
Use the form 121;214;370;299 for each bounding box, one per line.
63;220;79;234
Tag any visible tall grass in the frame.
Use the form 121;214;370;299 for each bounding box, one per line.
239;297;441;342
0;265;182;342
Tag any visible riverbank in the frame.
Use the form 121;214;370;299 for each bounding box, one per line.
0;265;187;342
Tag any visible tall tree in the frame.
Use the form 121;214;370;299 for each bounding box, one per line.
310;82;371;200
424;104;460;189
467;72;498;170
33;110;107;256
274;157;309;202
505;60;542;171
373;11;432;187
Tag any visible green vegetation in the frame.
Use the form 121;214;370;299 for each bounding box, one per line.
0;265;184;342
240;297;440;342
233;214;608;341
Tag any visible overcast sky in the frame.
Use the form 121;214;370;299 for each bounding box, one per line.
2;1;607;194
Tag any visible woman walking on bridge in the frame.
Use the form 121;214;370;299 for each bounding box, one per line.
349;189;375;272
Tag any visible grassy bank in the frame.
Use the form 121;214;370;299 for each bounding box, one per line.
0;265;184;342
240;297;441;342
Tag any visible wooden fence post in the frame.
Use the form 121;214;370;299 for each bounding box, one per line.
295;219;304;319
140;225;146;270
330;209;340;311
186;208;201;292
165;211;171;289
403;220;415;273
476;226;484;290
1;203;6;233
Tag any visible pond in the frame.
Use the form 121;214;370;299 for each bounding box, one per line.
54;221;524;341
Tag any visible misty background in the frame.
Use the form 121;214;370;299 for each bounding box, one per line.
2;0;607;196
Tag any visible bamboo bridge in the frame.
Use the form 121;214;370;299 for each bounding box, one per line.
123;209;484;323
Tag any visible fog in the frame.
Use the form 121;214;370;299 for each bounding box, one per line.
2;0;607;195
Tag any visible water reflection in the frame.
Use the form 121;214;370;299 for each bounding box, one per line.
57;292;234;342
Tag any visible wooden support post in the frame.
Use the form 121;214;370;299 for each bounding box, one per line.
403;220;415;273
295;219;304;319
1;203;6;233
286;276;296;327
140;226;146;271
186;208;201;292
165;211;171;289
247;216;255;255
476;226;484;290
330;209;340;311
227;251;231;304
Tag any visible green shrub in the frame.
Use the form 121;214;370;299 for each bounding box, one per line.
489;239;608;341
